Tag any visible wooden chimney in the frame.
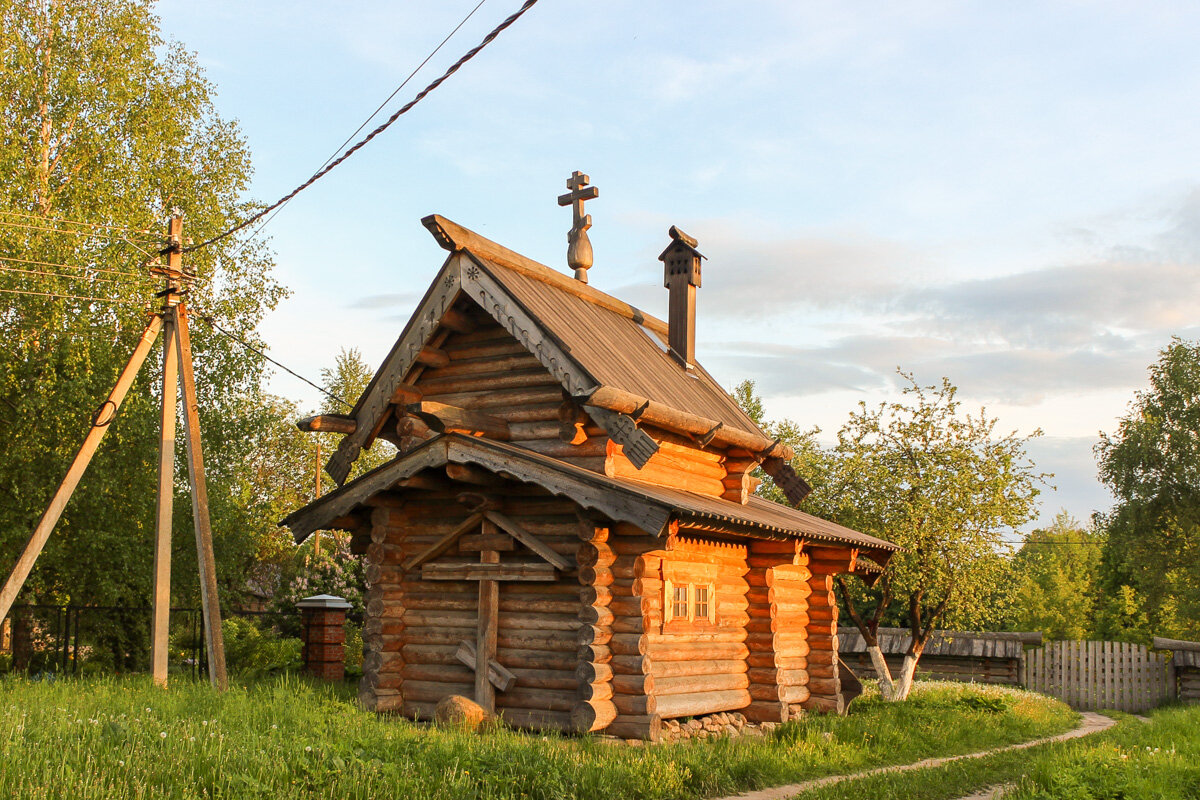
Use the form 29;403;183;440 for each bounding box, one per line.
659;226;704;366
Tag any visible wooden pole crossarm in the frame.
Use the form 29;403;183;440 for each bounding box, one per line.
0;313;165;624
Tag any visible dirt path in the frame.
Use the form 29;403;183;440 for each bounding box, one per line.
712;712;1115;800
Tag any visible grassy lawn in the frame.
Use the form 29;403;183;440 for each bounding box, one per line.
0;676;1075;800
795;705;1200;800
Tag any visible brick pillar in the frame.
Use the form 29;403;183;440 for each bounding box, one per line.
297;594;352;681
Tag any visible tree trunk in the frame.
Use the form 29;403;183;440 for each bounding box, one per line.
865;644;898;701
890;653;919;701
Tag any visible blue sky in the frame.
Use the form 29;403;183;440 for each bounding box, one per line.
155;0;1200;529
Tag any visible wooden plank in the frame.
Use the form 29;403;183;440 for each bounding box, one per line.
403;513;484;571
460;534;516;552
151;310;178;688
0;314;164;624
455;638;516;692
423;562;558;582
485;511;573;571
174;304;228;691
585;406;659;469
476;550;500;713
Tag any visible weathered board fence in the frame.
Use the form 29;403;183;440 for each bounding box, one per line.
1022;640;1175;713
840;628;1200;713
839;627;1033;687
1153;637;1200;704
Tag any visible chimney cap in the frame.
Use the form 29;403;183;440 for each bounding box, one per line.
658;225;706;262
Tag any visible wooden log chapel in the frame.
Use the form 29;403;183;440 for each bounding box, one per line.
283;173;898;740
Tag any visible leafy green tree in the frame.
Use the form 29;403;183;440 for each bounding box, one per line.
829;376;1044;700
731;380;830;504
1005;511;1102;640
0;0;284;627
318;347;394;485
1095;338;1200;640
736;376;1045;700
825;377;1043;698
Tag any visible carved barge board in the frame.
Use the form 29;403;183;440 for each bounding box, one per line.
326;256;464;485
458;254;600;400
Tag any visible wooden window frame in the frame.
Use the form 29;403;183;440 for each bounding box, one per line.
662;579;717;631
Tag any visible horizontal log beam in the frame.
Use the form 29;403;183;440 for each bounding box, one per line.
422;561;558;582
408;401;511;440
297;415;357;435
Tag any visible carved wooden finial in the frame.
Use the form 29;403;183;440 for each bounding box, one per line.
557;170;598;283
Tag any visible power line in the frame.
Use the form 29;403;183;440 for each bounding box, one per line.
0;218;158;243
217;0;491;261
0;286;148;306
0;209;157;237
0;264;155;284
195;312;351;409
0;254;151;279
185;0;540;254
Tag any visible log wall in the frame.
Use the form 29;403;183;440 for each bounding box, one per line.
644;535;752;722
409;312;607;472
573;521;618;733
596;523;661;740
360;483;583;731
1179;667;1200;702
744;539;812;722
801;546;848;714
605;429;731;498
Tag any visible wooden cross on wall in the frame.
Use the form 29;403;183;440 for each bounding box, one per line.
557;170;598;283
403;506;571;712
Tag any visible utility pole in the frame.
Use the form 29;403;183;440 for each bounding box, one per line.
313;437;322;557
165;219;228;692
149;217;182;687
0;214;228;691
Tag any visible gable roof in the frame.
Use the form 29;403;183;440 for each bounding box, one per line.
288;434;898;565
479;256;760;436
324;215;787;485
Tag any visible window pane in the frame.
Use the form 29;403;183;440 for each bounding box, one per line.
694;585;709;620
672;585;689;619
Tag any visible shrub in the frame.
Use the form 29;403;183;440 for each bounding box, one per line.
221;618;301;678
343;623;363;679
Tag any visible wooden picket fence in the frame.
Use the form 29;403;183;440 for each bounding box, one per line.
1022;640;1176;712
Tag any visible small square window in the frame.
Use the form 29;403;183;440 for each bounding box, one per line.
672;585;690;620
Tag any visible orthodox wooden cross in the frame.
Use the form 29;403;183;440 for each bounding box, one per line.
403;506;570;712
557;170;598;283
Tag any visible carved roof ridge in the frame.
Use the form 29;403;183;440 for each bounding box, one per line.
423;214;669;337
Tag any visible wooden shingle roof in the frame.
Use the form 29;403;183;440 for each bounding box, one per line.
480;256;762;437
287;434;898;564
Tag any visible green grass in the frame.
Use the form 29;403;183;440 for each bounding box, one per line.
0;676;1075;799
792;705;1200;800
1006;704;1200;799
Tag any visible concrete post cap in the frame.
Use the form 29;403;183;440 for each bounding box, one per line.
296;594;353;610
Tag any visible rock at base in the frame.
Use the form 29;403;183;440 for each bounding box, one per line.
434;695;490;731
